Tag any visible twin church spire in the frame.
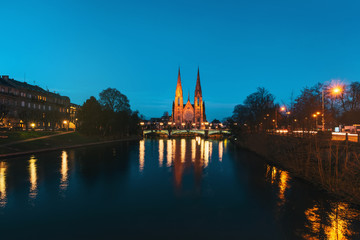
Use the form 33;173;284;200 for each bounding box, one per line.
172;67;206;129
175;67;202;100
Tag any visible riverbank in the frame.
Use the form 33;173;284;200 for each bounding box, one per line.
234;133;360;205
0;131;140;158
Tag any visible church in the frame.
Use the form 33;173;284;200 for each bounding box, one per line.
171;68;206;129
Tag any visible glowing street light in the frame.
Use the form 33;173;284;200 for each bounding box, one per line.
280;106;286;112
320;81;345;131
331;86;343;96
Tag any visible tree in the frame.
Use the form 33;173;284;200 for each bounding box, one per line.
99;88;130;112
244;87;275;131
292;83;326;130
78;96;102;135
231;87;275;132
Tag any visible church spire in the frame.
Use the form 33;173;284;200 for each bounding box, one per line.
195;67;202;96
175;67;183;96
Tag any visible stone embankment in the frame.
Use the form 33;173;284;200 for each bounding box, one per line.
236;133;360;205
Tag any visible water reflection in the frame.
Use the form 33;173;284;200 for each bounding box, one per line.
304;202;360;240
60;151;69;191
204;140;209;167
265;165;291;206
181;139;186;163
191;139;196;162
0;162;7;207
29;155;38;200
146;138;220;188
166;139;172;167
219;141;223;162
139;140;145;172
159;139;164;167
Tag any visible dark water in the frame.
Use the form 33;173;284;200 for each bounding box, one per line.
0;138;359;240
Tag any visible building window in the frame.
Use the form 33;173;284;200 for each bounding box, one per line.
28;94;32;98
43;105;45;110
28;103;30;108
21;101;25;107
33;104;36;109
48;106;51;111
38;104;41;109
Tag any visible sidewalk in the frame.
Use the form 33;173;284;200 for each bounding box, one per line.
0;131;73;147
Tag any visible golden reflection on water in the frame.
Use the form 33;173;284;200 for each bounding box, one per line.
29;155;38;200
191;139;196;162
204;140;209;167
147;138;218;188
196;136;201;145
0;162;7;207
304;202;360;240
159;139;164;167
166;139;172;167
209;142;213;160
181;139;186;163
278;170;289;202
219;141;223;162
265;165;291;206
60;151;69;191
139;140;145;172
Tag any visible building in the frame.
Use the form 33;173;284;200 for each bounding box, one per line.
171;68;206;129
0;75;76;130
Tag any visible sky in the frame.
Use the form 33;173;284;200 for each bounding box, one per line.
1;0;360;120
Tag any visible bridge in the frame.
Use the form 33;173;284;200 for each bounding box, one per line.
142;129;231;137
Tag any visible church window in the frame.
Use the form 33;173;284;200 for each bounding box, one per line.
178;98;180;106
197;98;199;105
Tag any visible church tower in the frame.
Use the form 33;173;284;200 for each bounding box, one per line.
194;68;205;128
173;68;184;127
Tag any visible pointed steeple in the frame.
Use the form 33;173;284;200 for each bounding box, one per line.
175;67;183;96
195;67;202;96
187;90;190;102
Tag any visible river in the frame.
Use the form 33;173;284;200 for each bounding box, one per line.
0;138;359;239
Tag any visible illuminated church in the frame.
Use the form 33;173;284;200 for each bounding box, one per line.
171;68;206;129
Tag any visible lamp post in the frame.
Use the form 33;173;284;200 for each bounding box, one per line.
321;83;344;131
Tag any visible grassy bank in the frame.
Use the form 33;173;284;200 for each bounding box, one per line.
0;131;138;156
0;131;58;144
235;133;360;205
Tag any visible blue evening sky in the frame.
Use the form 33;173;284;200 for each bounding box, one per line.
1;0;360;120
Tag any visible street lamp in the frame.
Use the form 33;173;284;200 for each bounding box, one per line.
63;120;68;131
321;83;344;131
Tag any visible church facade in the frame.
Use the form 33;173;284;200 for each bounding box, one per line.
171;68;206;129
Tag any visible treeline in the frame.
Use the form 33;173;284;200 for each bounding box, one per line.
227;81;360;133
77;88;141;136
